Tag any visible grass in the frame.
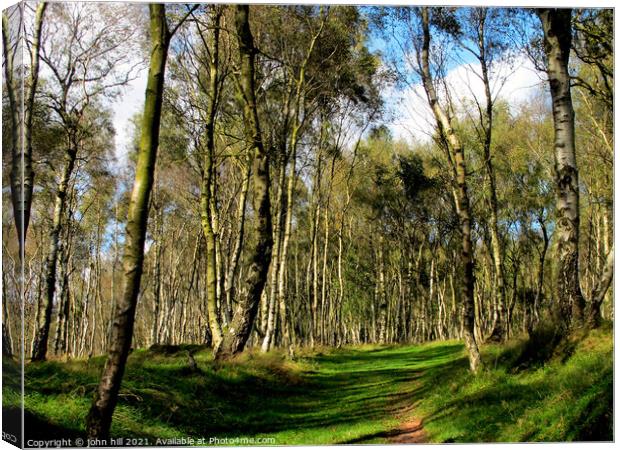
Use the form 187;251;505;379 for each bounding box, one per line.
415;325;613;442
11;325;613;444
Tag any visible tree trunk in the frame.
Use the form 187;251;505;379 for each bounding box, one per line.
86;4;170;439
419;7;481;372
216;5;273;359
2;268;14;357
531;214;549;332
261;161;285;352
31;147;78;361
377;237;388;344
276;150;296;352
320;204;330;344
150;211;163;345
537;8;585;328
53;235;71;355
200;9;224;351
587;245;614;328
224;159;251;322
311;200;321;346
477;12;506;342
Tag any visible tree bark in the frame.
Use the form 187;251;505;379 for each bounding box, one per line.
2;267;14;357
261;161;285;352
53;224;72;356
200;9;224;351
587;245;614;328
215;5;273;359
377;238;388;344
531;214;549;332
475;11;506;342
276;147;296;352
224;159;251;322
31;145;78;361
150;209;164;345
537;8;585;328
86;4;171;439
419;7;481;372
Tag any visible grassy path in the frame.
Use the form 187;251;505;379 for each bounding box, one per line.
18;342;463;445
264;342;461;444
9;327;612;444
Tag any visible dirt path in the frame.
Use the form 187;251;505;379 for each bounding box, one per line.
340;416;427;444
387;417;427;444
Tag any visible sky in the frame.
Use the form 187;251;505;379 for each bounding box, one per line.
111;71;148;164
0;0;610;165
108;6;545;163
388;55;545;144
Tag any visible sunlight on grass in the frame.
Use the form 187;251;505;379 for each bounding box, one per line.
20;327;612;444
415;327;613;443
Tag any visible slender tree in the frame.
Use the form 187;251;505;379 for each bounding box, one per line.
537;8;585;327
418;7;481;372
198;7;224;351
86;4;195;438
30;2;138;361
461;8;507;342
216;5;274;359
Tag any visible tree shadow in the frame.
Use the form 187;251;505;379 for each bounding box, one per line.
419;341;613;442
23;342;465;443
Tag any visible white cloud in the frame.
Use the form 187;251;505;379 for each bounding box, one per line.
111;70;148;166
389;55;545;144
108;54;545;160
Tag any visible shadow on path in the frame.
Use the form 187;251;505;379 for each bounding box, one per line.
23;342;466;444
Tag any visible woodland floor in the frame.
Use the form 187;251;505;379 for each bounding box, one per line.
3;324;613;445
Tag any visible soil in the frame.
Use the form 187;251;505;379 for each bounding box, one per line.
388;417;427;444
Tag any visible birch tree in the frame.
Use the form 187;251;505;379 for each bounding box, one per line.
417;7;482;371
86;3;195;438
537;8;585;327
216;5;274;359
31;2;140;361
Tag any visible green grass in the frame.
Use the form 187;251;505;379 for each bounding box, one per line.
415;326;613;442
18;327;613;444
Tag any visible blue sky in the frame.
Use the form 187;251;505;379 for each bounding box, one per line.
109;4;546;163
